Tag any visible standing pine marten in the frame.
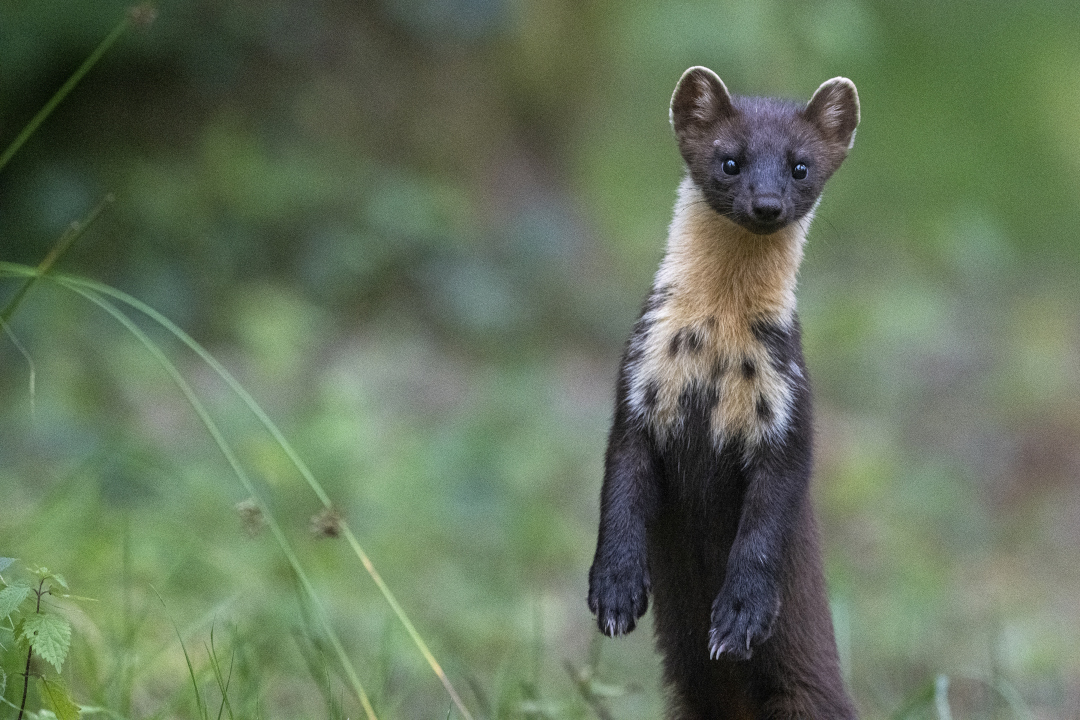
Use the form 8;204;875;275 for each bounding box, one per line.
587;67;860;719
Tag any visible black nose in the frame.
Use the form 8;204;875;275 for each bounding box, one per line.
751;196;782;222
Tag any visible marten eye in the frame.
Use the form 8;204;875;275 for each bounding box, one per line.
792;163;808;180
722;159;740;176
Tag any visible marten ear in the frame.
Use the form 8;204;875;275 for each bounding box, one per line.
805;77;860;150
670;66;735;142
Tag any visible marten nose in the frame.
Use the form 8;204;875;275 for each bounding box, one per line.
751;195;783;222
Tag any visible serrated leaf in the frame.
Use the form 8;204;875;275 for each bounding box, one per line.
20;613;72;673
38;677;81;720
0;557;15;573
48;573;69;591
0;583;32;619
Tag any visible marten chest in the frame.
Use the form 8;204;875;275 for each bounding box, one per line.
624;293;801;448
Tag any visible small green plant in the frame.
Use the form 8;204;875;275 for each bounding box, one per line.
0;558;84;720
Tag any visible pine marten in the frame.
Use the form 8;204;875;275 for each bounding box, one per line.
587;66;860;719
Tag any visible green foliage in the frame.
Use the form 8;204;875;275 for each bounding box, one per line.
18;612;73;674
1;561;84;719
0;584;33;621
4;1;1080;719
38;676;82;720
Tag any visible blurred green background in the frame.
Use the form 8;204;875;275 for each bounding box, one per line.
2;0;1080;718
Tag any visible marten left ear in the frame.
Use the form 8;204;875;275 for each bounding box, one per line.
805;77;860;150
670;66;735;140
670;66;736;166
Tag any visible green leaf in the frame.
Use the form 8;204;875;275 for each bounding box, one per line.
20;612;72;673
0;557;15;573
48;573;70;591
0;583;32;620
38;676;81;720
0;666;7;698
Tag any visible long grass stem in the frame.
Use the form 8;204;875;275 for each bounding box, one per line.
0;194;113;325
0;16;131;174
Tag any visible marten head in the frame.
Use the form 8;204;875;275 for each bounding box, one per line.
670;67;860;236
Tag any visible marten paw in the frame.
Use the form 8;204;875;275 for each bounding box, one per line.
708;576;780;660
587;562;650;637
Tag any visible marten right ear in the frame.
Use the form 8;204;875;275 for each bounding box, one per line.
805;77;860;150
670;66;735;146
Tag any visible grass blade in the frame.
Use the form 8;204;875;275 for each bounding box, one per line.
153;587;209;720
0;14;131;174
0;316;36;415
0;194;113;325
207;627;236;720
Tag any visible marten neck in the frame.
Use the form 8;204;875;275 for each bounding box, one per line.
654;176;812;333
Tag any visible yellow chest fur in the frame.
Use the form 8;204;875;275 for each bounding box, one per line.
625;179;812;447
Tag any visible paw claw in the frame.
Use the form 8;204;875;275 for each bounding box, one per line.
607;616;628;637
588;562;650;639
708;575;780;662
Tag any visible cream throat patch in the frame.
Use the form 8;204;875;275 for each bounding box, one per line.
625;179;813;446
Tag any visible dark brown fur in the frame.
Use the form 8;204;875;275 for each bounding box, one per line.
588;67;860;719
